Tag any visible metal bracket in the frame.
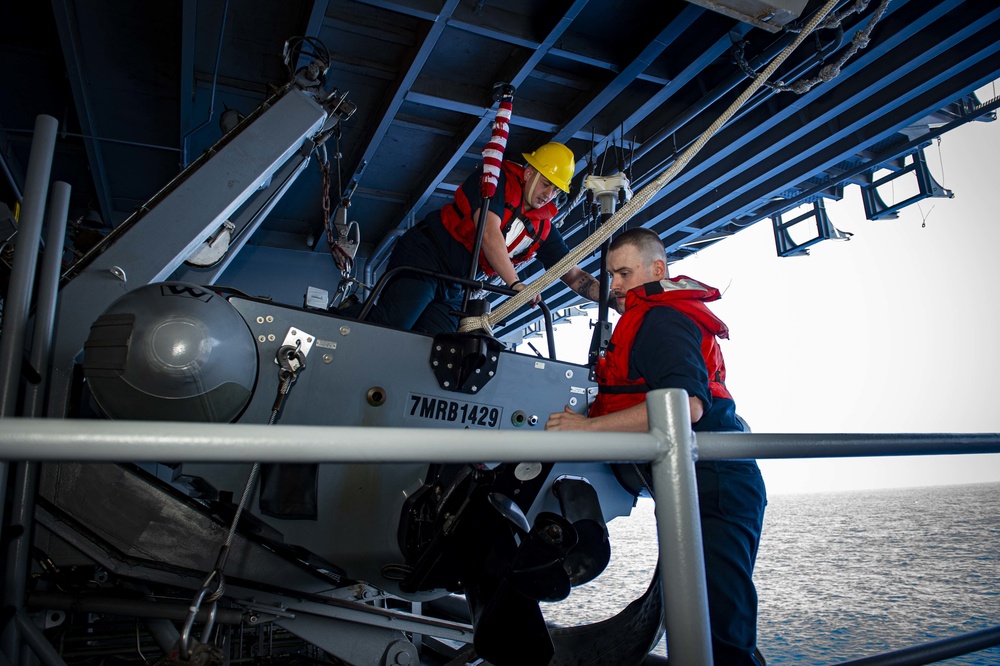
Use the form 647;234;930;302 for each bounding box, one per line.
280;327;315;359
771;199;851;257
860;148;954;220
429;332;503;395
583;172;633;216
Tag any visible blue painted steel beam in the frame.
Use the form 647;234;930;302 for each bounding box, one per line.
446;12;668;85
655;32;998;243
350;0;442;23
386;0;591;233
626;0;926;192
49;0;113;227
665;50;1000;250
179;0;196;168
586;0;981;235
743;96;1000;227
577;12;748;175
340;0;462;214
630;3;1000;244
495;1;1000;337
551;5;701;146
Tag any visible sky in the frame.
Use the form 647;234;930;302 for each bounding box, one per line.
530;85;1000;495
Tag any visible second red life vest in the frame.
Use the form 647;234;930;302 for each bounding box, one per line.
590;277;732;418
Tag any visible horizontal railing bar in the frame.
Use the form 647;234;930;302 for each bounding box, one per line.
1;417;998;463
697;432;1000;459
835;624;1000;666
0;417;660;463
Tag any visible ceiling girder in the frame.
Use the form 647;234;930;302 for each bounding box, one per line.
50;0;113;227
493;0;1000;337
382;0;593;234
620;1;998;237
341;0;462;206
550;6;702;146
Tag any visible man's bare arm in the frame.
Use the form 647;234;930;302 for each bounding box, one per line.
545;396;703;432
561;266;601;302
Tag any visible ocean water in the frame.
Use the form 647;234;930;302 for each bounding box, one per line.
542;482;1000;664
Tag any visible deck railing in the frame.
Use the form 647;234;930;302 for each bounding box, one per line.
2;388;1000;665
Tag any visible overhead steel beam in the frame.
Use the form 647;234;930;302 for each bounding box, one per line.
386;0;591;235
625;0;918;190
495;0;999;337
740;96;1000;229
628;2;1000;240
664;52;1000;249
50;0;113;227
551;4;702;146
350;0;443;23
560;10;745;195
341;0;462;206
566;0;971;239
444;4;669;85
180;0;196;168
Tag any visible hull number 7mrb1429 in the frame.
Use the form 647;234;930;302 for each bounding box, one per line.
406;393;502;429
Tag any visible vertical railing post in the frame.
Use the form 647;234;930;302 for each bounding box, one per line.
0;114;59;416
24;181;71;417
647;388;713;665
0;114;59;666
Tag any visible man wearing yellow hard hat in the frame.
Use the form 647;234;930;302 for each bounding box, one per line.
368;141;601;333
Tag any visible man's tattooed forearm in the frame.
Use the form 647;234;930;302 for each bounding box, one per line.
574;275;601;301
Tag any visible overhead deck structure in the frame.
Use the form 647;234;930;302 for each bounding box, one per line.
2;0;999;341
2;2;1000;665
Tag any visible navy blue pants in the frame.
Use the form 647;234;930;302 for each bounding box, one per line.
695;460;768;665
366;223;469;334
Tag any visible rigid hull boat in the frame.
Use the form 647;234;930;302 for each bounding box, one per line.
2;0;1000;664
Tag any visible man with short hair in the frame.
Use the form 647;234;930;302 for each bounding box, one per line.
367;142;601;333
546;227;767;665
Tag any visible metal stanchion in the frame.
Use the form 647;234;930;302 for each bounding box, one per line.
24;182;71;417
0;113;60;666
648;389;713;665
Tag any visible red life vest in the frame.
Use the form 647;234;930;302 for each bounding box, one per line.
589;277;732;418
440;162;555;276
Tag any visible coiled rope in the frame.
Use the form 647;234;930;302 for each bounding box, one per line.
459;0;842;335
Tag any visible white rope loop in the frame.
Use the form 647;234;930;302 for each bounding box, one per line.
465;0;841;335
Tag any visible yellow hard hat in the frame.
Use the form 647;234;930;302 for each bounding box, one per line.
522;142;575;193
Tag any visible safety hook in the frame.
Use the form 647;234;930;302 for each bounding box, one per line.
178;570;223;660
276;340;306;378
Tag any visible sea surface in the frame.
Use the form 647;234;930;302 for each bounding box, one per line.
541;482;1000;664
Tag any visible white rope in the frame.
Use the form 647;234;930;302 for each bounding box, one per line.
458;0;842;335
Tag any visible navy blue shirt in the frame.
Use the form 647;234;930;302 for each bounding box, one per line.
631;306;742;432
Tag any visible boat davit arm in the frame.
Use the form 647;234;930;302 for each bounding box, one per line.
45;83;354;417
